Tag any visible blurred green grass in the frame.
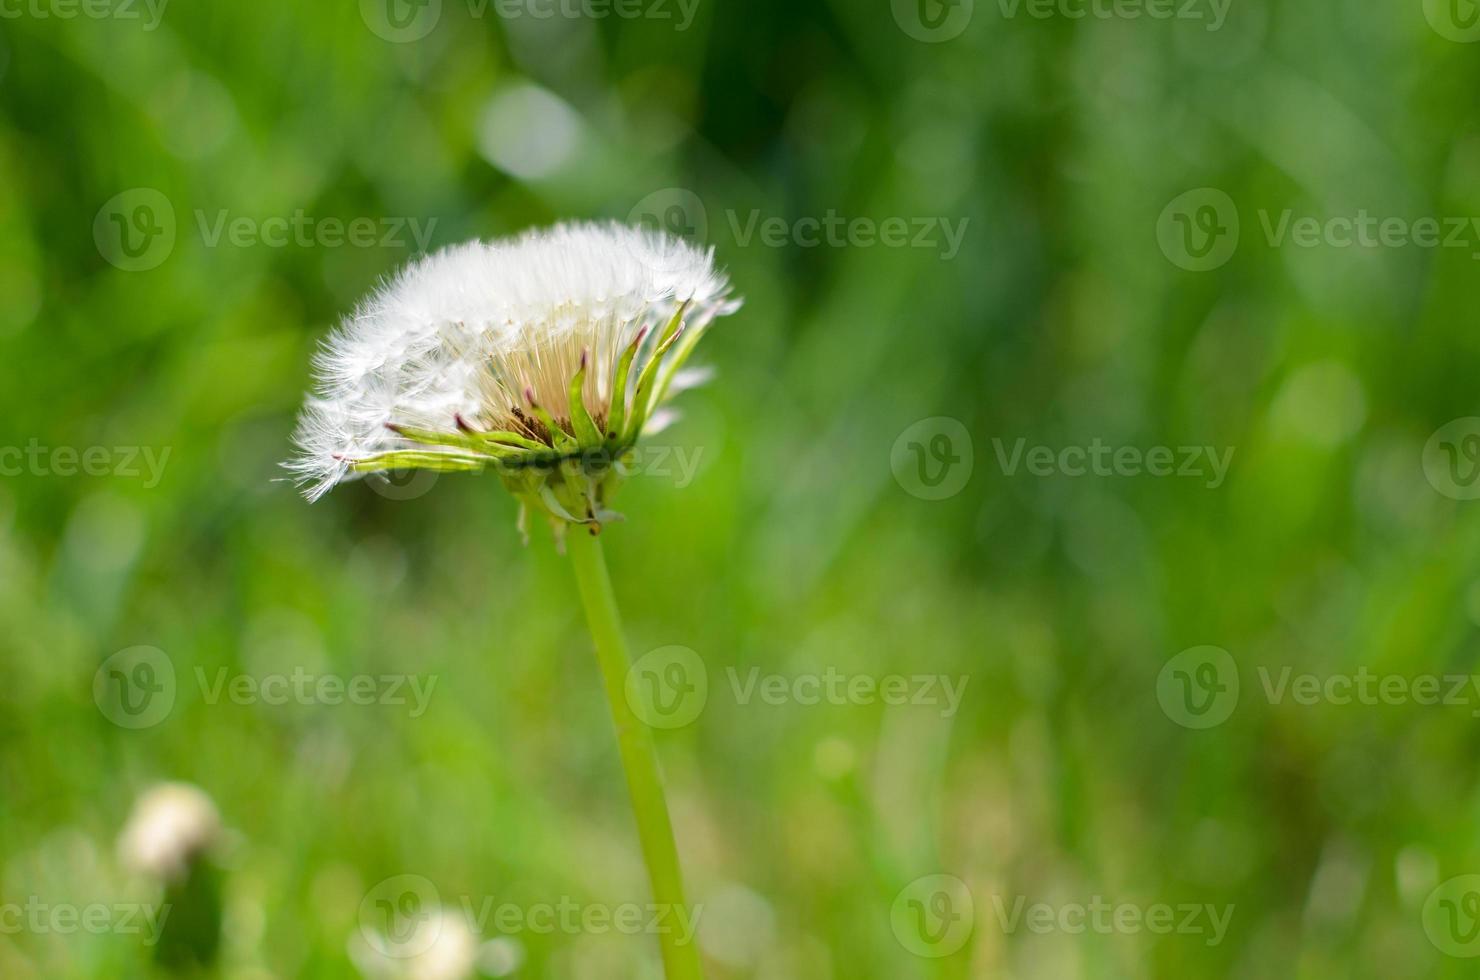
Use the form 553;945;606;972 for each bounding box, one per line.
4;0;1480;977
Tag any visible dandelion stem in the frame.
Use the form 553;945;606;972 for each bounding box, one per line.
567;532;704;980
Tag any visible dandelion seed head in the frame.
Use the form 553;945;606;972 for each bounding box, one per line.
287;222;738;504
118;782;221;882
349;906;478;980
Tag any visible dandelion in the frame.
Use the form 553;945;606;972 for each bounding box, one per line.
287;221;740;979
349;907;478;980
118;782;225;973
287;221;738;543
118;782;221;883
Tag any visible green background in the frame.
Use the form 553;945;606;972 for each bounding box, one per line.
4;0;1480;976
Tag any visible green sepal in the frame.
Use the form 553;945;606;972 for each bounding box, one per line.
623;303;690;444
385;424;492;455
454;417;552;453
349;451;487;474
652;318;709;409
538;483;591;525
654;299;688;349
604;326;648;440
568;350;604;446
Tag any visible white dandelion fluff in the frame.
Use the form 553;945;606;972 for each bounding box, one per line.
118;782;221;882
349;906;479;980
286;222;740;533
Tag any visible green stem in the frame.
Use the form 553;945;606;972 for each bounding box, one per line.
567;531;704;980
